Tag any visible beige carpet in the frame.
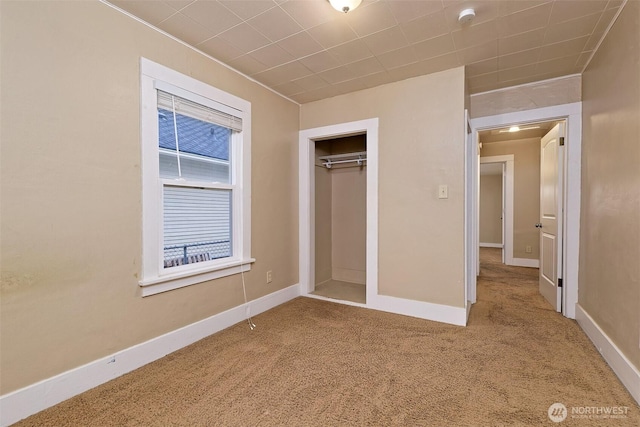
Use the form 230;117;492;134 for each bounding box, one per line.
14;248;639;426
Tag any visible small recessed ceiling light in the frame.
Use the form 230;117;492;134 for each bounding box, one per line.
458;8;476;24
509;126;520;132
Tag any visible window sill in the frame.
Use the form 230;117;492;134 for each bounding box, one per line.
139;258;255;297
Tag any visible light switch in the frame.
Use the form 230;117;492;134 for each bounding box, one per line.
438;185;448;199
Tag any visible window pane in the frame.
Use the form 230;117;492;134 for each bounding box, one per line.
163;186;232;268
158;106;231;183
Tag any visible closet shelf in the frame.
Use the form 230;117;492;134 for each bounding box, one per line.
318;151;367;169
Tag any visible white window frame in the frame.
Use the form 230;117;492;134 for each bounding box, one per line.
139;58;253;296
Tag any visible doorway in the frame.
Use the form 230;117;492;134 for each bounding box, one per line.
312;135;367;304
299;118;379;308
468;103;582;318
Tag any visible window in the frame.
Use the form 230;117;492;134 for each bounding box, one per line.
140;58;253;296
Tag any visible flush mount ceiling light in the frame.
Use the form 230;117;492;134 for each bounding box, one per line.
328;0;362;13
497;125;541;133
458;8;476;24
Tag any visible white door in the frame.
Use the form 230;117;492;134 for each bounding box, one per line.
538;123;564;311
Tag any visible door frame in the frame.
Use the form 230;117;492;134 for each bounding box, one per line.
479;156;514;264
468;102;581;318
298;118;379;305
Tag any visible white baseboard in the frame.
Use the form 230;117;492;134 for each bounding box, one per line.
0;284;301;427
370;294;467;327
480;242;503;248
510;257;539;268
575;304;640;406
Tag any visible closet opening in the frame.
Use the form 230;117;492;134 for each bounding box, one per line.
312;134;367;304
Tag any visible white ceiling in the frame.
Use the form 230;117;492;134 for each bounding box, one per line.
107;0;624;104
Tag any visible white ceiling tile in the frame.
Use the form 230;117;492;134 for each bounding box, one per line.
272;80;304;97
299;51;341;73
413;34;456;61
330;77;369;95
345;1;397;37
465;57;498;77
543;12;601;45
317;66;358;84
467;71;499;89
497;2;553;37
327;39;373;65
228;54;270;76
162;0;195;12
498;48;540;69
114;0;623;102
277;32;324;58
499;63;537;82
291;74;330;91
362;26;409;56
156;12;217;46
346;57;386;76
110;1;176;25
400;10;449;45
384;0;444;24
249;43;295;69
279;0;336;29
217;22;271;52
456;40;498;64
539;36;589;62
307;18;359;49
451;19;498;50
548;0;607;24
197;36;244;62
498;0;551;17
377;45;418;70
253;61;312;86
248;5;303;42
410;52;461;76
219;0;277;20
498;28;545;55
358;71;393;89
535;54;581;75
180;1;242;35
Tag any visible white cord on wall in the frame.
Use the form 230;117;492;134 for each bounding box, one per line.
240;264;256;330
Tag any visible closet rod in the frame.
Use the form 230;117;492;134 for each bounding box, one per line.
318;151;367;169
322;158;366;169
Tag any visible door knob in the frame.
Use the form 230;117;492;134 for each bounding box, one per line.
535;223;542;228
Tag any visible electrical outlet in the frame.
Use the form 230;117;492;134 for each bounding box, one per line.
525;245;532;253
266;270;272;283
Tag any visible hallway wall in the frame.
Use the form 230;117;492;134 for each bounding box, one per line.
480;138;541;260
479;174;503;245
580;0;640;371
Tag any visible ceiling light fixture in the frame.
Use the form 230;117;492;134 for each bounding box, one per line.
328;0;362;13
458;8;476;24
497;125;541;133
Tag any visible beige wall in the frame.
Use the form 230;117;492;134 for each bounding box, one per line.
480;174;503;245
332;167;367;284
315;165;333;285
0;1;299;394
470;74;581;118
481;138;541;259
314;137;367;285
580;1;640;370
301;67;467;308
